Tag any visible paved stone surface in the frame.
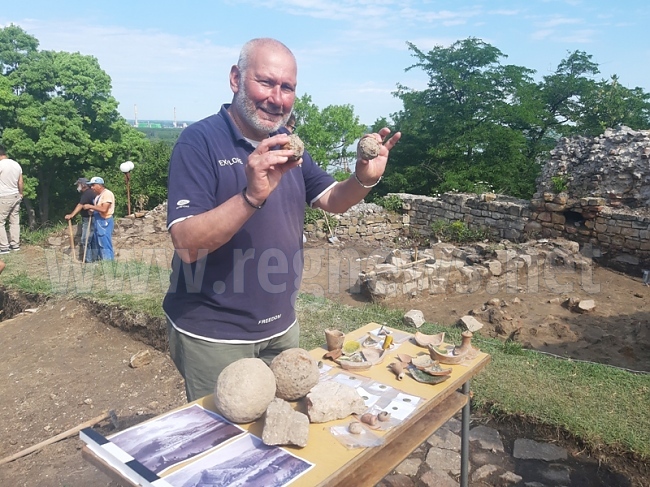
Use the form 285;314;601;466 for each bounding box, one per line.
424;446;461;475
419;469;459;487
501;471;524;483
395;458;421;476
375;414;628;487
471;464;499;481
514;438;568;461
469;424;505;452
426;426;461;451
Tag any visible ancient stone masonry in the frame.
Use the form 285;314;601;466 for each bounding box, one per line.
531;126;650;270
48;202;174;267
303;202;402;243
48;124;650;274
357;238;594;307
396;193;531;242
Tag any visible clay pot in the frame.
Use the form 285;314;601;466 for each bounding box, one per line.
325;329;345;351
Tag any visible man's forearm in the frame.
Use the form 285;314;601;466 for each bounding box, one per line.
315;175;374;214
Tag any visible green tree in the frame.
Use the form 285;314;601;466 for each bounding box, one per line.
0;25;148;226
578;75;650;135
291;94;366;171
381;39;650;200
385;38;537;198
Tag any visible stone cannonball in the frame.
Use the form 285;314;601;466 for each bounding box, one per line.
358;135;381;160
213;358;277;423
282;134;305;162
270;348;320;401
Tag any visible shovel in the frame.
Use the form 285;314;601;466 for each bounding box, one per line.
82;214;93;264
321;209;339;243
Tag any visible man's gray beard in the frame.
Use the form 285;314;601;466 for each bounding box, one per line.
233;81;290;136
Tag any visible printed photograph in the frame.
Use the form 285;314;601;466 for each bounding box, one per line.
164;434;314;487
109;404;244;473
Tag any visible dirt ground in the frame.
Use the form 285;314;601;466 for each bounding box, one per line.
0;237;648;486
301;240;650;373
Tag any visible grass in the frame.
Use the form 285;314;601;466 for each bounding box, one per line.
295;295;650;460
2;237;649;463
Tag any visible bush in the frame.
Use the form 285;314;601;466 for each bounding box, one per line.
551;175;568;193
376;194;403;213
430;220;489;243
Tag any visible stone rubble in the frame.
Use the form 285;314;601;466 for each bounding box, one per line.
376;417;572;487
262;397;310;448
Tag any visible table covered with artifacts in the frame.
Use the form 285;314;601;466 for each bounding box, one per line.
80;323;490;487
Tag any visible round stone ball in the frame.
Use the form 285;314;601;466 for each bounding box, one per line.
213;358;277;423
358;135;381;160
270;348;320;401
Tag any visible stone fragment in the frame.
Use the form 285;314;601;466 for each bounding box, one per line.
469;425;504;452
458;315;484;332
420;469;459;487
270;348;320;401
576;299;596;313
129;350;152;368
403;309;425;328
513;438;567;461
395;457;421;476
426;426;461;451
262;398;309;448
471;464;499;482
379;474;415;487
214;358;276;423
306;381;366;423
424;446;461;475
500;471;523;484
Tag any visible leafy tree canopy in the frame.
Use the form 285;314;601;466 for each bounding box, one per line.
291;94;366;172
0;24;149;226
377;38;650;201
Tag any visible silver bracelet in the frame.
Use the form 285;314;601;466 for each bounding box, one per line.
353;172;382;189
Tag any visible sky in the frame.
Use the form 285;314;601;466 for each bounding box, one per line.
2;1;649;126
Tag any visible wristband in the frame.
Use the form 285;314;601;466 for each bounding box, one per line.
353;172;382;189
242;187;266;209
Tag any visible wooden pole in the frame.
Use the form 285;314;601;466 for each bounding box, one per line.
67;219;76;261
82;214;93;264
0;410;111;466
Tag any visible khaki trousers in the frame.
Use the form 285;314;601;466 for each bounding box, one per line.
0;194;21;251
167;319;301;402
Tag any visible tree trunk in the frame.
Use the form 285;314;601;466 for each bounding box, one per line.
21;199;37;230
37;166;50;224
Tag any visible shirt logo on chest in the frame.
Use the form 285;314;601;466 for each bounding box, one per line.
218;157;243;166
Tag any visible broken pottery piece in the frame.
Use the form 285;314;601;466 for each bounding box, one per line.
407;364;451;385
323;349;343;361
396;353;413;364
336;347;385;371
414;331;446;348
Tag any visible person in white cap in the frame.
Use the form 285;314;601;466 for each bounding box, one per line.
83;176;115;261
65;177;96;261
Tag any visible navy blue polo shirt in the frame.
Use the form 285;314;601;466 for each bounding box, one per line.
163;104;336;343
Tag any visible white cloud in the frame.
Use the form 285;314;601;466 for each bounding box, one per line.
537;17;583;28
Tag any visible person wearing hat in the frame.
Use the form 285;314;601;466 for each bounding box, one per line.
65;177;96;261
82;176;115;261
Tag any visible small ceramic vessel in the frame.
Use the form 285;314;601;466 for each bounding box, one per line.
428;331;478;365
